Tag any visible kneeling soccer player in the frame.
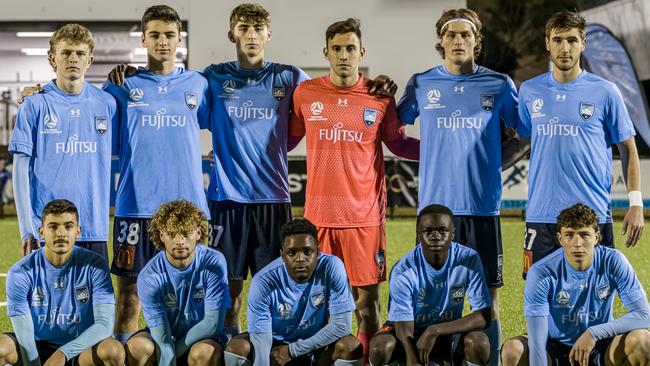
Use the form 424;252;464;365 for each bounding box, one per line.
125;200;230;366
224;218;362;366
501;203;650;366
0;199;123;366
369;204;492;366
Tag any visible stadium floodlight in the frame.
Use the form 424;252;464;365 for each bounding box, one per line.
16;32;54;37
21;48;49;56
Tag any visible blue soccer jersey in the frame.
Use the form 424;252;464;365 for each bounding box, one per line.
524;246;647;345
103;67;211;218
6;247;115;345
203;61;309;204
518;71;636;223
247;254;355;343
388;242;491;332
9;81;116;242
397;65;518;215
138;245;230;340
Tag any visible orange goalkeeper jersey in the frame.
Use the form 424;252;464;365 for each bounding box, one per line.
289;74;405;227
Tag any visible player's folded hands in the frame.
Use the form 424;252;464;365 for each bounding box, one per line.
569;331;596;366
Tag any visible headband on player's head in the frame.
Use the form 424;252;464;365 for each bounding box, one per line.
441;18;477;33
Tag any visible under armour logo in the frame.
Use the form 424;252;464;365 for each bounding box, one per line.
158;86;168;93
454;86;464;93
579;283;589;290
70;109;80;116
54;278;65;289
555;94;566;101
338;98;348;106
247;78;255;85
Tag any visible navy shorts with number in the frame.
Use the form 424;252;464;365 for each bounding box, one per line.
208;200;291;280
546;337;612;366
375;323;465;365
451;215;503;288
111;217;159;277
522;222;614;278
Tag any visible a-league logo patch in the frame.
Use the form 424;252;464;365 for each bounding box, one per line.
75;286;90;304
129;88;144;101
451;285;466;303
95;116;108;134
192;287;205;303
597;284;610;300
164;293;177;309
555;290;570;306
278;303;292;319
185;92;198;110
579;102;594;120
272;86;286;101
481;95;495;112
364;108;378;127
310;292;325;309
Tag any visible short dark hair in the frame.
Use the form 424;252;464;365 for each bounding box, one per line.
417;204;454;226
141;5;182;33
435;8;483;59
545;10;586;39
557;204;600;233
325;18;362;46
148;200;206;250
42;199;79;223
280;218;318;246
229;3;271;31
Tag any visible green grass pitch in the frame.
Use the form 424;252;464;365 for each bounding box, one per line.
0;216;647;341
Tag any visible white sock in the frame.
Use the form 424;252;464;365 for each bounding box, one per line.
334;359;362;366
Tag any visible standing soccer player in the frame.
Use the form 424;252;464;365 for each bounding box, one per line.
370;204;492;366
289;18;419;362
518;10;644;278
0;199;124;366
396;9;528;364
202;3;309;337
10;24;116;261
224;218;361;366
126;200;230;366
103;5;211;343
501;204;650;366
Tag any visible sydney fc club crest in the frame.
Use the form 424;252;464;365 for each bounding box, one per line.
95;116;108;134
75;286;90;304
579;102;594;120
451;285;466;303
311;292;325;309
185;92;198;110
272;86;286;101
481;95;495;112
364;108;378;127
597;284;610;300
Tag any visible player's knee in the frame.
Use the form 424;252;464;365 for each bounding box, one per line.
97;338;126;365
225;336;252;357
188;342;222;366
126;336;156;362
334;335;362;360
626;330;650;360
500;337;527;366
369;334;396;365
464;331;490;365
0;335;18;364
